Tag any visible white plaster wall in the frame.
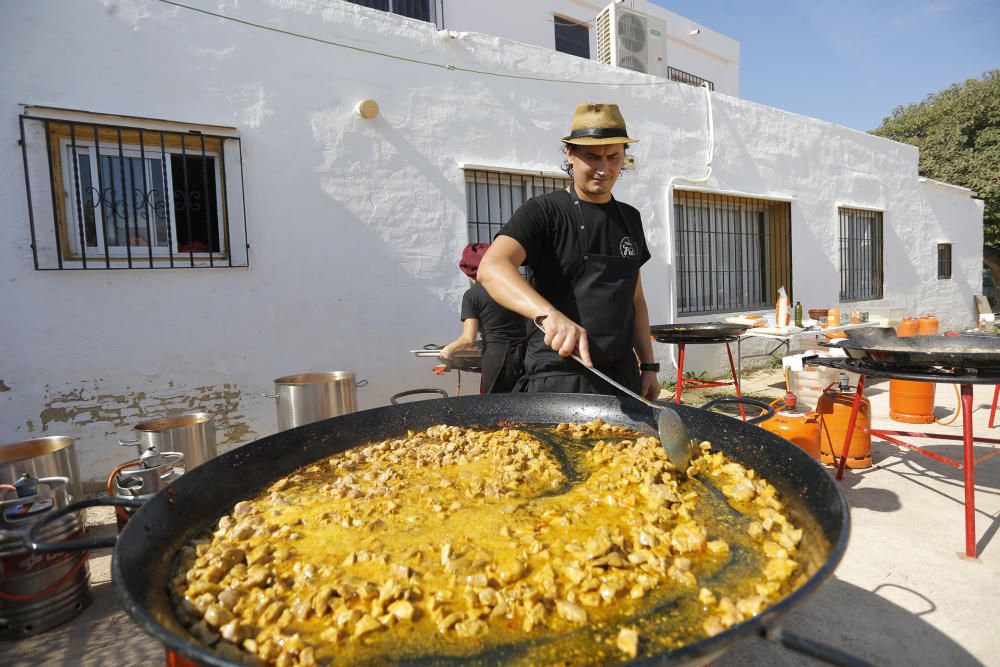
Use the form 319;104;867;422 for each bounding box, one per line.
0;0;981;484
441;0;740;95
672;100;984;374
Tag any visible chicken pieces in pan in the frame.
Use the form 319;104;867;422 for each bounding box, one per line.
172;420;804;666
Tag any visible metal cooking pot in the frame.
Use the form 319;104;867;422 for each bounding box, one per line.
266;371;369;431
124;412;217;471
0;436;82;501
24;394;854;666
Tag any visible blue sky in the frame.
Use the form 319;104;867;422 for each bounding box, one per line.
652;0;1000;132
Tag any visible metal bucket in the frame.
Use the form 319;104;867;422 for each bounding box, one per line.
0;436;82;501
269;372;368;431
0;477;91;638
129;413;217;471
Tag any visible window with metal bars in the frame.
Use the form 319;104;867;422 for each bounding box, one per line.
937;243;953;280
464;169;570;244
554;15;590;59
344;0;435;23
674;191;792;314
838;208;883;301
18;111;248;270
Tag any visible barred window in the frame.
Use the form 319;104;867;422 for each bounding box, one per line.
674;191;792;314
554;15;590;59
345;0;435;23
18;109;248;270
464;169;569;244
839;207;884;301
937;243;952;280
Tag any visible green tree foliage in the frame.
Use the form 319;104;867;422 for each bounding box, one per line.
870;70;1000;261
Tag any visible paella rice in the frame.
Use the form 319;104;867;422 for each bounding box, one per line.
171;419;805;665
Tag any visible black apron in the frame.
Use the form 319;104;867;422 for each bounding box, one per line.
480;338;526;394
518;185;642;395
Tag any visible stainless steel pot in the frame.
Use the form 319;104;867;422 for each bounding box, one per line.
267;372;368;431
125;413;217;471
0;436;82;501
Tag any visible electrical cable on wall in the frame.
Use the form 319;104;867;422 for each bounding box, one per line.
663;82;715;373
158;0;680;88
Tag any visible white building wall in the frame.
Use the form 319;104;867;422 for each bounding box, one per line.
441;0;740;96
0;0;981;484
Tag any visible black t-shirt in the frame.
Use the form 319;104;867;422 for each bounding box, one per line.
498;189;650;310
460;282;526;344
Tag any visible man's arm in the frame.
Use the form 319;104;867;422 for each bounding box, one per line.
478;236;592;366
440;318;478;359
632;275;660;400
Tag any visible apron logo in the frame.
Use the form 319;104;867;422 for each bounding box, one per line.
620;236;637;258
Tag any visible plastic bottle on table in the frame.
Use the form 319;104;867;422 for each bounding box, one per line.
776;287;790;327
828;307;841;327
794;301;803;327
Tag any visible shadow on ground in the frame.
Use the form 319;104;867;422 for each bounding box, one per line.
835;468;903;513
868;441;1000;493
717;576;984;666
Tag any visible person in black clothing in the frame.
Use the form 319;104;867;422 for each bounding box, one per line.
441;243;527;393
477;103;660;399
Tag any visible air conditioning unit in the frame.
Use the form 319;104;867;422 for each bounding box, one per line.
596;3;667;78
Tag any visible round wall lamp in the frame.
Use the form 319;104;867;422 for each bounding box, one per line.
355;99;379;119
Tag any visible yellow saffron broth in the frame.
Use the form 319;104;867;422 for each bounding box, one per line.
171;421;810;666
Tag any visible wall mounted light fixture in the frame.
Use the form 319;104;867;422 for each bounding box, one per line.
355;99;379;119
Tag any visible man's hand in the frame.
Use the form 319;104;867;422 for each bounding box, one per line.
640;370;661;401
537;312;592;367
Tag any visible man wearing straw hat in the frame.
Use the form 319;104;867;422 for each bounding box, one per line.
477;103;658;398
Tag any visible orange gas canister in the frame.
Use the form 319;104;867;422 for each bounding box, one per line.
760;392;821;460
889;379;937;423
817;375;872;469
889;313;938;423
897;317;919;337
918;314;940;336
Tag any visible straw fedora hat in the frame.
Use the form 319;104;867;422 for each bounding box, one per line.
562;103;639;145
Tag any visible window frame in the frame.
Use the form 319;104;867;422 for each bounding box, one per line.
553;14;591;59
18;109;248;270
674;190;792;315
344;0;437;25
57;138;226;260
937;242;953;280
838;206;884;302
463;167;570;245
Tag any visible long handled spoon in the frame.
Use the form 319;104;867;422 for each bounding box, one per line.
534;321;696;471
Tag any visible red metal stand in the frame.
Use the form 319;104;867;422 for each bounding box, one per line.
835;377;1000;558
989;384;999;428
674;342;746;420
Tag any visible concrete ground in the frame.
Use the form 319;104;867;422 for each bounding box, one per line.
4;368;999;666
